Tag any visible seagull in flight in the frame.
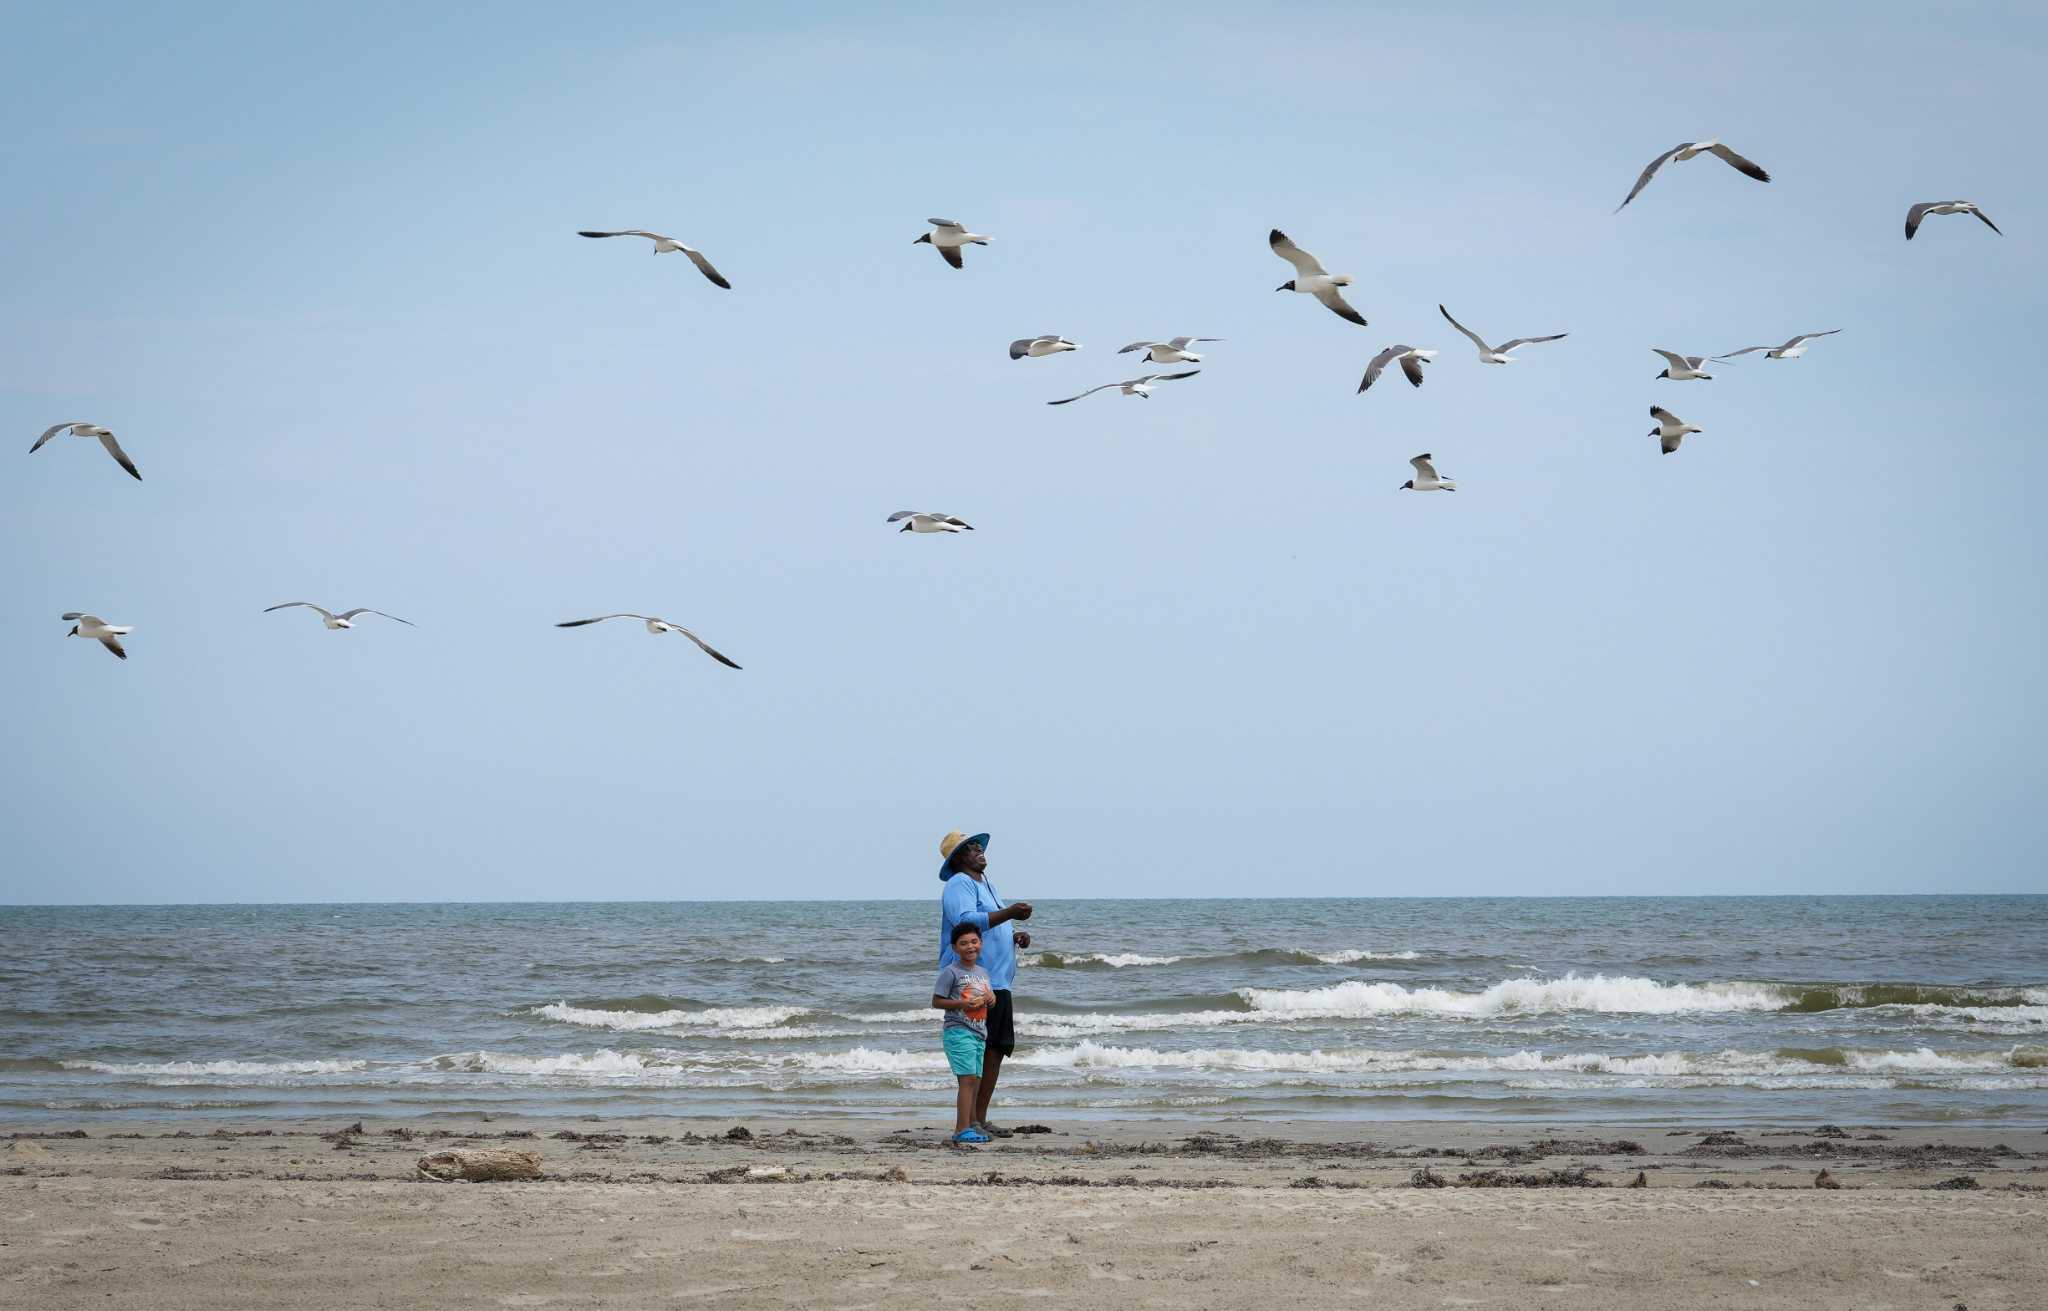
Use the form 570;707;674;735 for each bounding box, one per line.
1615;141;1771;212
1118;336;1223;365
1713;330;1842;362
1399;454;1456;492
1437;305;1568;365
1269;230;1367;326
263;603;415;630
554;614;741;669
576;231;731;288
30;423;140;481
62;613;133;660
1905;201;2002;240
1650;406;1703;455
1009;336;1078;360
887;511;973;534
914;218;991;269
1653;349;1715;381
1358;345;1437;393
1046;370;1200;405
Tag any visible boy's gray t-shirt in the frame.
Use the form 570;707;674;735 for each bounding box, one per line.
934;962;992;1038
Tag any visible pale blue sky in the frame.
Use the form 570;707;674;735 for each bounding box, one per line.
4;2;2044;904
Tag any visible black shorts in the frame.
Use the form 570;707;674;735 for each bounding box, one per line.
986;989;1016;1057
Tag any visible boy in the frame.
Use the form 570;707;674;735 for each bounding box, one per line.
933;921;994;1145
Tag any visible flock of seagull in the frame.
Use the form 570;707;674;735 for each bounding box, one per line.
31;139;2004;667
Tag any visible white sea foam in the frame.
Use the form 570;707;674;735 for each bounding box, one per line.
65;1058;369;1077
1040;952;1184;968
789;1046;949;1075
1315;950;1424;963
448;1049;665;1076
530;1002;806;1032
1240;974;1788;1019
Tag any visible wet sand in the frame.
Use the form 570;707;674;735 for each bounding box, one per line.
5;1116;2044;1308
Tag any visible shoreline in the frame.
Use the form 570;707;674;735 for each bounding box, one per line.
7;1115;2044;1308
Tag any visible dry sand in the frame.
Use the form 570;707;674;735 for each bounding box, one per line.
5;1116;2044;1309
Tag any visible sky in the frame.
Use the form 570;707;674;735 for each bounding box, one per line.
3;2;2044;904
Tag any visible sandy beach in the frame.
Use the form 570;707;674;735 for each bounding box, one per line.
5;1116;2042;1309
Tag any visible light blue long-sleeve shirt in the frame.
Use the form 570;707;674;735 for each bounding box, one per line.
938;872;1017;990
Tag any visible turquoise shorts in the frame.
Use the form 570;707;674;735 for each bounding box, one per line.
942;1027;986;1077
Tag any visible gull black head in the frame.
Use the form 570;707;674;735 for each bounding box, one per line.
899;519;913;531
1399;479;1414;490
1656;368;1670;380
913;233;932;245
1275;279;1296;292
66;624;78;637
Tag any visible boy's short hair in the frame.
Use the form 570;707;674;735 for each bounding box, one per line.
950;920;982;945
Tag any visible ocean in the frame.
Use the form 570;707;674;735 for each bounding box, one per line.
2;897;2043;1125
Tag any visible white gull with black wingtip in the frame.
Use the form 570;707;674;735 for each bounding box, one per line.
1653;349;1715;381
1009;336;1078;359
1359;345;1437;393
1268;230;1367;325
263;602;416;630
1118;336;1223;365
1615;140;1771;212
1399;454;1456;492
61;613;133;660
575;230;732;288
1649;406;1703;455
1714;330;1841;362
1046;370;1200;405
1905;201;2002;240
1438;305;1568;365
554;614;742;669
30;422;141;481
887;511;973;534
915;218;991;269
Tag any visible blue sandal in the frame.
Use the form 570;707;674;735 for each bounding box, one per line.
951;1128;991;1145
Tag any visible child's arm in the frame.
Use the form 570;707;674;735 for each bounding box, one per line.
932;993;974;1012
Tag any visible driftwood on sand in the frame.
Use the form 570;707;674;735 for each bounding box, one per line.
415;1148;543;1182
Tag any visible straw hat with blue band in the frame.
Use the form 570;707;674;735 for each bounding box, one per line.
938;830;990;881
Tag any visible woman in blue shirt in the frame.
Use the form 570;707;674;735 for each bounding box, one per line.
936;830;1033;1137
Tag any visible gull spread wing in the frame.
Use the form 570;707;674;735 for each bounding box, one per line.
336;608;415;626
1706;143;1771;183
938;516;973;529
1905;203;1935;240
578;230;666;241
1047;382;1123;406
1438;305;1492;353
1617;144;1685;212
1714;345;1771;360
1166;336;1222;349
927;219;964;231
1661;431;1686;454
1496;333;1567;352
1117;341;1161;354
556;614;652;627
682;248;731;289
1409;453;1440;481
1650;406;1681;424
1652;349;1693;370
1313;285;1368;326
1009;338;1060;359
99;635;127;660
1972;206;2004;235
97;429;141;480
937;244;964;269
61;612;98;623
672;626;742;670
1399;353;1428;388
1138;371;1201;385
1268;229;1328;276
1359;346;1403;393
886;511;919;522
31;422;85;453
1782;330;1841;349
264;602;337;622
